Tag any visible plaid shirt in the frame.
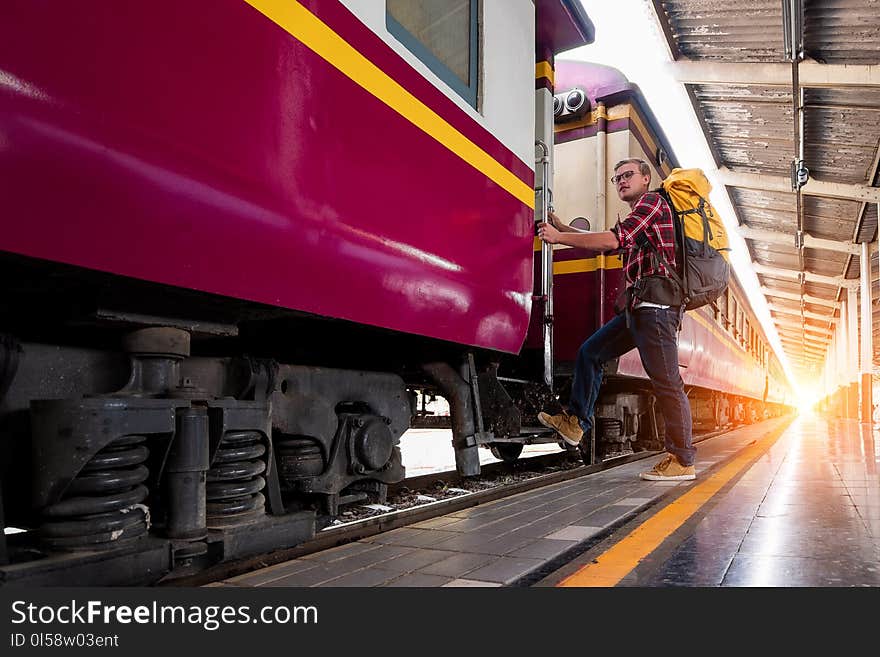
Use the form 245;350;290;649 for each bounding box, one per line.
609;191;676;288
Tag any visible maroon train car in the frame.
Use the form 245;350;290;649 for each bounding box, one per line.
0;1;596;585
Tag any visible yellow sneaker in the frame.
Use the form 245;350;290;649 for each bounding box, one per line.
639;453;696;481
537;411;583;447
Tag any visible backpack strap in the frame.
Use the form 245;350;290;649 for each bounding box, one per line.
635;233;688;301
635;194;690;315
627;189;691;318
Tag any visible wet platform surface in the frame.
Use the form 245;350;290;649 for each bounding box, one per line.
218;414;880;587
564;413;880;587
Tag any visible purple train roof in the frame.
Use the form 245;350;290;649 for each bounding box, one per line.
536;0;596;59
555;59;680;169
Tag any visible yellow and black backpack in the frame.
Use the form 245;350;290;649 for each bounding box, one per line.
651;168;731;311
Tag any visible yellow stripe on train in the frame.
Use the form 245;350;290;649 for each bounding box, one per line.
245;0;535;209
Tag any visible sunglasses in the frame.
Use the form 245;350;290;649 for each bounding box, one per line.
610;170;638;185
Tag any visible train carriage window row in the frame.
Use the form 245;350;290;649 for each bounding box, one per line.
707;284;769;365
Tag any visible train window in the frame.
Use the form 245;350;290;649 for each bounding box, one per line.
387;0;479;108
728;296;737;336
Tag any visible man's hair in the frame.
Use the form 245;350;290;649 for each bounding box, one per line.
613;158;651;179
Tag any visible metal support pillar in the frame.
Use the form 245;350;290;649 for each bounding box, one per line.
860;240;874;422
826;330;837;417
847;287;860;418
837;297;848;418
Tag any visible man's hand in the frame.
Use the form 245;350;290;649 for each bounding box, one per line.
537;222;561;244
548;211;565;230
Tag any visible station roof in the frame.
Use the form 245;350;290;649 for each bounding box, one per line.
649;0;880;381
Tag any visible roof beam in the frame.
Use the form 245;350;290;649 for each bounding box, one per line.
738;226;861;255
783;353;826;363
787;340;823;349
793;344;827;353
791;349;826;357
777;338;830;352
752;262;859;289
777;325;829;339
777;327;830;342
762;287;839;308
773;318;834;336
714;168;880;205
850;135;880;244
789;355;827;364
777;322;830;337
668;60;880;88
779;339;827;354
767;304;837;324
782;352;826;364
780;337;825;347
793;357;825;366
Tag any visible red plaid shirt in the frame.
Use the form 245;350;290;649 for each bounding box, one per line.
609;191;676;288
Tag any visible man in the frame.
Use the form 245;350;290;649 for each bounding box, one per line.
536;158;696;481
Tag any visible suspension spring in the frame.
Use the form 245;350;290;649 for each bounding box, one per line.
40;434;150;550
206;430;266;527
275;436;325;486
597;417;623;442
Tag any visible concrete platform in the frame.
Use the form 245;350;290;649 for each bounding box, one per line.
218;414;880;587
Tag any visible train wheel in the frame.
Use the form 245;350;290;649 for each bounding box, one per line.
489;443;524;462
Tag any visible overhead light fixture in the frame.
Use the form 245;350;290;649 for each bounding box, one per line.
782;0;804;61
790;159;810;191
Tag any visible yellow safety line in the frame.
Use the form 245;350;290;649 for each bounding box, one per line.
244;0;534;208
557;420;790;586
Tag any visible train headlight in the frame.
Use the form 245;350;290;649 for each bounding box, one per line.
553;88;590;123
564;89;587;113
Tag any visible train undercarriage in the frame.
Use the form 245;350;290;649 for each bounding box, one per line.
0;325;786;586
414;361;788;468
0;324;417;585
0;262;786;586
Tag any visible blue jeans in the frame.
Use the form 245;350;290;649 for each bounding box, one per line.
568;307;695;466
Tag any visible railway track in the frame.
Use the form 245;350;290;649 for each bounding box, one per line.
169;423;740;586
